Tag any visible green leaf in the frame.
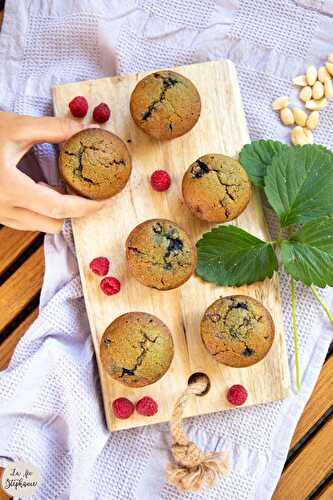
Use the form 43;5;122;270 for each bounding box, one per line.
196;225;278;286
281;217;333;287
264;144;333;226
239;140;289;188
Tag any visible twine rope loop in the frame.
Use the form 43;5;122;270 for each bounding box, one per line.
166;376;229;492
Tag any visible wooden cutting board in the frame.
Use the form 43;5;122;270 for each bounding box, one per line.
52;60;290;432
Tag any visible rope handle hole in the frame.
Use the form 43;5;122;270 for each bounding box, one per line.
187;372;211;396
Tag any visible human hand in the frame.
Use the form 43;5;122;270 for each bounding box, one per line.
0;112;109;233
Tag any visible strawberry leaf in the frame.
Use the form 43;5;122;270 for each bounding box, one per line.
239;140;289;189
264;145;333;226
281;217;333;287
196;225;278;286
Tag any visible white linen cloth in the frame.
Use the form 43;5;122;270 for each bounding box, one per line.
0;1;333;499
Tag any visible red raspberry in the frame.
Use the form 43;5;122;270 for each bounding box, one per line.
93;102;111;123
227;384;248;406
89;257;109;276
135;396;158;416
150;170;171;192
112;398;134;419
100;277;121;296
68;96;88;118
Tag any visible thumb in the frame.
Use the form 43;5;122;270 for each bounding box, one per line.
14;115;83;148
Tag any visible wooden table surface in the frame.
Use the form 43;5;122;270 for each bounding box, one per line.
0;5;332;500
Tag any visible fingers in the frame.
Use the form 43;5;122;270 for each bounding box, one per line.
0;113;109;233
14;171;106;219
0;113;83;155
1;208;63;233
13;115;84;148
0;112;98;163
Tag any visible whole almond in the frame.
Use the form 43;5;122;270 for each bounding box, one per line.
280;107;295;126
318;66;330;83
306;65;317;86
303;128;314;144
306;111;319;130
272;96;289;111
292;75;307;86
291;126;307;146
299;86;312;102
324;78;333;98
292;107;307;127
312;80;324;100
326;62;333;76
305;97;328;111
328;53;333;64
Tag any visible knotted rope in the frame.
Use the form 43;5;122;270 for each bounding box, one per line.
166;376;229;492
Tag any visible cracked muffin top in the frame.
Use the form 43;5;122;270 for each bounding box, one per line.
201;295;275;368
182;154;251;223
130;70;201;140
126;219;196;291
100;312;174;387
59;128;132;200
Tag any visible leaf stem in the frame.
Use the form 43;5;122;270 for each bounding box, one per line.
291;278;300;392
310;285;333;329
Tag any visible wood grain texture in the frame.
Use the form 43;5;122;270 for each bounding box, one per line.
318;480;333;499
291;355;333;448
0;227;40;275
272;416;333;500
0;468;10;500
53;60;290;432
0;489;9;500
0;309;38;371
0;247;44;332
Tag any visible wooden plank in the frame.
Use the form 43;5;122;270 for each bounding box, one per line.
318;480;333;499
0;247;44;332
0;468;10;500
291;355;333;448
272;416;333;499
53;60;290;432
0;489;9;500
0;309;38;371
0;227;40;275
275;357;333;498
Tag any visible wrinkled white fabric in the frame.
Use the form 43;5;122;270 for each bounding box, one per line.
0;1;332;499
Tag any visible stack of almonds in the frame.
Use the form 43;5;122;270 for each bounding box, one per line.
272;52;333;145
